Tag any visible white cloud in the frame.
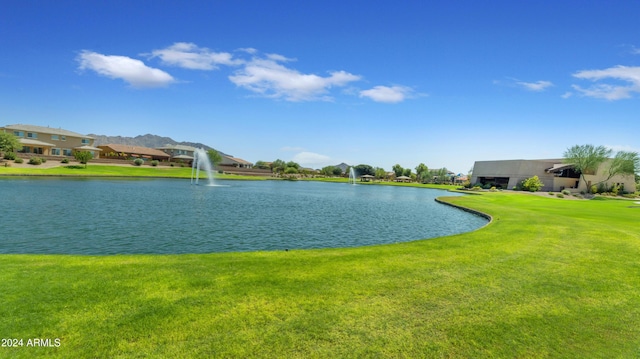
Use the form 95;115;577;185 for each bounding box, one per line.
561;92;573;99
572;65;640;100
359;85;413;103
229;55;361;102
291;151;332;167
149;42;240;70
516;80;553;92
77;50;174;88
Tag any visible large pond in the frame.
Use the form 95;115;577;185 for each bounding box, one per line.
0;178;487;255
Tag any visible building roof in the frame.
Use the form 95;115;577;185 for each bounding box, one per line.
4;124;93;139
545;163;574;173
221;155;253;166
19;138;55;147
156;144;197;151
74;145;103;151
98;144;170;158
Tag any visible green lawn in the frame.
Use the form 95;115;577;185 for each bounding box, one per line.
1;188;639;357
0;164;267;180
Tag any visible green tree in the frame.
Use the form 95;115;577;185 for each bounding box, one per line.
254;160;270;170
271;159;286;174
374;167;387;179
415;163;429;183
332;166;343;176
354;164;375;176
433;167;449;183
392;164;404;177
320;165;336;176
607;151;640;180
402;168;412;177
286;161;300;171
0;132;22;154
564;144;639;189
73;151;93;168
207;149;223;167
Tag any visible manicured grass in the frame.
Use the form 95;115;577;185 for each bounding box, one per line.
0;164;267;180
1;191;639;357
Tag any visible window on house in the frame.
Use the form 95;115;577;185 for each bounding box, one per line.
81;138;90;144
63;149;72;156
27;132;38;139
61;136;66;141
14;131;24;137
51;135;59;140
51;148;61;155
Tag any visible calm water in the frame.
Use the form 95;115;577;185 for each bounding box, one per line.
0;178;487;254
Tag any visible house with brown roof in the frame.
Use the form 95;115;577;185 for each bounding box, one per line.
1;124;102;158
98;144;170;161
220;155;253;169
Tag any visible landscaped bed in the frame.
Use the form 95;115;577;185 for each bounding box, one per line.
1;189;639;357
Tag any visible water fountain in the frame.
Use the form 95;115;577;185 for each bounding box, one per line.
190;148;215;186
348;167;357;185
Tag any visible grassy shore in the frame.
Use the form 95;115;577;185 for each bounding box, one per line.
0;163;266;180
1;170;639;357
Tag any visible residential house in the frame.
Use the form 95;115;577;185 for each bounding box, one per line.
471;158;635;192
220;155;253;169
156;144;196;163
98;144;170;161
0;124;101;158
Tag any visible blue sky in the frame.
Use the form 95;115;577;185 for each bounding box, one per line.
2;1;639;173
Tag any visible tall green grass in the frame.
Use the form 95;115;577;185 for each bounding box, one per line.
1;192;639;357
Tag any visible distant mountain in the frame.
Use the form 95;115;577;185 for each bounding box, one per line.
335;162;350;173
88;133;229;156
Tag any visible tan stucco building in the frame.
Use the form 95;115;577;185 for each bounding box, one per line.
471;158;635;193
1;124;101;158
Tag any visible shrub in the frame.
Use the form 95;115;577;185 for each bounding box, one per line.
74;151;93;167
548;192;554;195
489;186;498;192
471;185;482;191
591;185;599;194
3;152;17;160
28;157;43;165
562;189;571;196
151;160;159;167
611;184;620;196
61;158;69;164
133;158;144;166
556;193;564;198
170;163;175;167
520;175;544;192
14;158;23;164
